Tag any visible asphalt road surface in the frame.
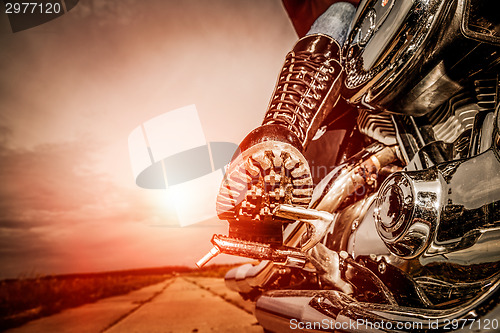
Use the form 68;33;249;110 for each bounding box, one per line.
6;277;264;333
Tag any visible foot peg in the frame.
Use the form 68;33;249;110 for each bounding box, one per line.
196;205;335;267
196;234;307;268
196;246;221;268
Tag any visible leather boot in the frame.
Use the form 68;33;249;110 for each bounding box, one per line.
217;34;344;245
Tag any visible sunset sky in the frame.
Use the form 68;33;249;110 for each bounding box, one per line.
0;0;298;278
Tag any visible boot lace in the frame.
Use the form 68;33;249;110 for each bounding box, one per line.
263;51;336;143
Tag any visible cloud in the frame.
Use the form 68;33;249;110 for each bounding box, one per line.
0;140;223;278
0;141;132;219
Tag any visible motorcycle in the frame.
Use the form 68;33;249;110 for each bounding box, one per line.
198;0;500;331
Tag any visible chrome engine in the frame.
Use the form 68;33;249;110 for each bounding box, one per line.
243;76;500;333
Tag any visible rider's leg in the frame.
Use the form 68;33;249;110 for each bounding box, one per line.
216;2;357;244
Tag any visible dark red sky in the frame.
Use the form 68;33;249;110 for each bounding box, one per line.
0;0;297;278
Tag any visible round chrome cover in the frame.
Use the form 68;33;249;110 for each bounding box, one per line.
375;173;413;238
374;170;441;259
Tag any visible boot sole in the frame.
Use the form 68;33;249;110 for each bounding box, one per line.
216;141;313;222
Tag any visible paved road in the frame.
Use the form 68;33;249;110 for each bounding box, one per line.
6;277;263;333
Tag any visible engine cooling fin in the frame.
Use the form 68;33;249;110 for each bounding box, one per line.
417;77;499;159
356;109;397;146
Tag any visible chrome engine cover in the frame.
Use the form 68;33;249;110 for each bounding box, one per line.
343;0;500;116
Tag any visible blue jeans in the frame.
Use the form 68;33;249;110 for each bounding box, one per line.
306;2;356;45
